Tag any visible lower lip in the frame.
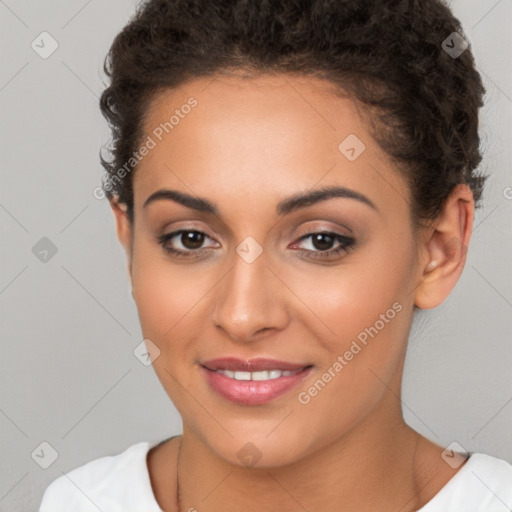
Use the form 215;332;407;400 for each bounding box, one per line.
200;366;313;406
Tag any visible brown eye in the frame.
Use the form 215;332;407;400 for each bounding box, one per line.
309;233;336;251
157;230;217;259
291;232;356;261
179;231;205;249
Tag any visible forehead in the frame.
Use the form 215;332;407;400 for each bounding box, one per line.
134;73;409;217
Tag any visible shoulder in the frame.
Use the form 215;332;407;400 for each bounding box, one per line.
467;452;512;490
38;441;161;512
464;453;512;490
420;452;512;512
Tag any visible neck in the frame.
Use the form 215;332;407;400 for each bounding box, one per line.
175;399;428;512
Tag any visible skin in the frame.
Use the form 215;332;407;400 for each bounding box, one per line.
110;73;474;512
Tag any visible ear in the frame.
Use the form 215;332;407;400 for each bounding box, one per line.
414;184;475;309
109;199;133;285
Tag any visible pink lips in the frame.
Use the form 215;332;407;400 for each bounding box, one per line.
200;357;313;406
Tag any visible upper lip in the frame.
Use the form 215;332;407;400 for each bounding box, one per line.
200;357;312;372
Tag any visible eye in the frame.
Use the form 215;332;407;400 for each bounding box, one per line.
157;230;218;259
157;229;356;261
290;231;356;260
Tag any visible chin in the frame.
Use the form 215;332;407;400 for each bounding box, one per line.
199;427;316;469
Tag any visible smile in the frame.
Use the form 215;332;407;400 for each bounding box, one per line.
214;369;302;380
199;357;314;406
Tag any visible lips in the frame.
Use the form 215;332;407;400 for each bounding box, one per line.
200;357;310;372
200;357;314;406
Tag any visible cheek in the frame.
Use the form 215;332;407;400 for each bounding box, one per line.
130;247;208;406
285;234;413;343
291;266;410;383
131;235;208;327
286;231;415;389
289;271;411;442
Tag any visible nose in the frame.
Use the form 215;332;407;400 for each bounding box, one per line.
210;247;289;344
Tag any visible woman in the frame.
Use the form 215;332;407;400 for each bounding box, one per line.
39;0;512;511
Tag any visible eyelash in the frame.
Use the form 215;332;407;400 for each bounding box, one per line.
156;229;356;261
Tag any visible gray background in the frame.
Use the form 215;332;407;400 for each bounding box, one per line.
1;1;511;510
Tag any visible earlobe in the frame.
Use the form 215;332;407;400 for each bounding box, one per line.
109;199;133;284
414;185;474;310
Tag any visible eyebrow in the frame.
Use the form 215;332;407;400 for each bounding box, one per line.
142;185;378;215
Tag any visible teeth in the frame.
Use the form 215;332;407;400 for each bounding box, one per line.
234;371;251;380
216;369;300;381
253;371;271;381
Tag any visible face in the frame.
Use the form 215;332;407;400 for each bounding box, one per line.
121;73;425;467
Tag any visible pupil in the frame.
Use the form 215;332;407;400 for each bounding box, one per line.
313;233;334;251
183;231;204;249
178;232;335;251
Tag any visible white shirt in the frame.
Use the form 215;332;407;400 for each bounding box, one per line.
39;441;512;512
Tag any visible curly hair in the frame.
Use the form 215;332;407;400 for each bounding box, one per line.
99;0;486;227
